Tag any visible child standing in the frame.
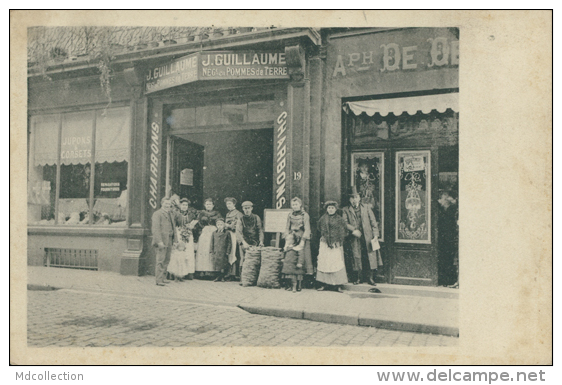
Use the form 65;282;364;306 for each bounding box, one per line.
281;231;305;292
210;217;232;282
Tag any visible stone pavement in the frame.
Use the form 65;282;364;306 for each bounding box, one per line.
27;266;458;337
28;290;457;347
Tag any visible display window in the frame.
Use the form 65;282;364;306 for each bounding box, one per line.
28;106;130;226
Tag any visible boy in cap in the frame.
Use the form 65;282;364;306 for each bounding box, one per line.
210;217;232;282
236;201;265;249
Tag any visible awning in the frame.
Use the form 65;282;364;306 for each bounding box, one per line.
95;107;130;164
32;114;59;166
32;107;131;167
343;93;459;117
60;111;94;165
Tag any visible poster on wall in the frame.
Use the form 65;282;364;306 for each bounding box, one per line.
396;150;431;243
351;152;384;240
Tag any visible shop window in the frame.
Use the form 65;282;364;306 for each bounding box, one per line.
396;150;431;243
28;114;59;225
351;152;384;240
28;107;130;226
169;98;275;130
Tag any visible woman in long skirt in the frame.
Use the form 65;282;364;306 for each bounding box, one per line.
224;197;243;280
176;198;197;279
195;198;221;274
316;201;348;293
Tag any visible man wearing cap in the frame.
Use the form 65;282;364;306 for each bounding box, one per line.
236;201;264;255
342;190;382;285
151;197;177;286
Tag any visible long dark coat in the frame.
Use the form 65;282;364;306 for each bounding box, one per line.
342;204;383;271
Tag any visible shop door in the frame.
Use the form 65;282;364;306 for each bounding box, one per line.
388;149;438;286
169;136;204;208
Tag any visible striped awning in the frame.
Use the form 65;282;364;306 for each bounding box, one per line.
343;93;459;117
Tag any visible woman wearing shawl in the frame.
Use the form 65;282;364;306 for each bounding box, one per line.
174;197;197;280
316;201;348;292
194;198;221;274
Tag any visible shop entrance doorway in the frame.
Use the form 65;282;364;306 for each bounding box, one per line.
169;128;274;216
168;137;205;208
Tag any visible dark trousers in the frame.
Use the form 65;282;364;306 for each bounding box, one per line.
155;236;173;284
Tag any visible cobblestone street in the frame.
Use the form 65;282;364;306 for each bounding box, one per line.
28;289;458;347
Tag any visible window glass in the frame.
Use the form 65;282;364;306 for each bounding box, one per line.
28;106;131;227
93;162;128;226
351;152;384;240
28;114;59;225
396;151;431;243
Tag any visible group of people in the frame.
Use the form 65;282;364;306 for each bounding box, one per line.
151;190;383;292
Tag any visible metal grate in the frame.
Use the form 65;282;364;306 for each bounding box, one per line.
44;248;99;270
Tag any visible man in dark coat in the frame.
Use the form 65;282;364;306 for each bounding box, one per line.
342;191;382;285
151;197;177;286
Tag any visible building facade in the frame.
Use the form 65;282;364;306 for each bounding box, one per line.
27;27;458;286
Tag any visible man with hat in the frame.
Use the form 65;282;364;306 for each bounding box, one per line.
236;201;264;260
151;197;177;286
342;188;383;285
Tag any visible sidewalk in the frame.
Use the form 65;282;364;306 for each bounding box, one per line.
27;266;459;337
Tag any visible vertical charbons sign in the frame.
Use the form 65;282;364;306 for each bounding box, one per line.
275;111;288;209
148;119;161;210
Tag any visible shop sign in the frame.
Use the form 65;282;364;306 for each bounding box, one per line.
146;51;289;93
101;182;120;192
146;54;199;93
148;120;162;210
180;168;193;186
274;110;288;209
60;136;92;161
331;32;459;78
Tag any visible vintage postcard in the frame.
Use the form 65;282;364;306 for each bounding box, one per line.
10;10;552;365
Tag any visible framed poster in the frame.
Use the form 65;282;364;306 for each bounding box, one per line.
263;209;292;233
395;150;431;243
351;151;384;241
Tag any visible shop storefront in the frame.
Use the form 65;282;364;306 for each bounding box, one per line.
322;28;459;286
27;27;457;286
27;27;322;276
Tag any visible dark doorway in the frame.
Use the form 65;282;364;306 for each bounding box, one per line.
174;128;274;217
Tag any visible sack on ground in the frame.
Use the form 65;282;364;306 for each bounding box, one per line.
241;248;261;287
257;248;284;288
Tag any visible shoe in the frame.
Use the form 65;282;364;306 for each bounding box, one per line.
156;282;167;286
337;287;344;293
353;280;360;285
316;286;325;291
367;279;376;286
